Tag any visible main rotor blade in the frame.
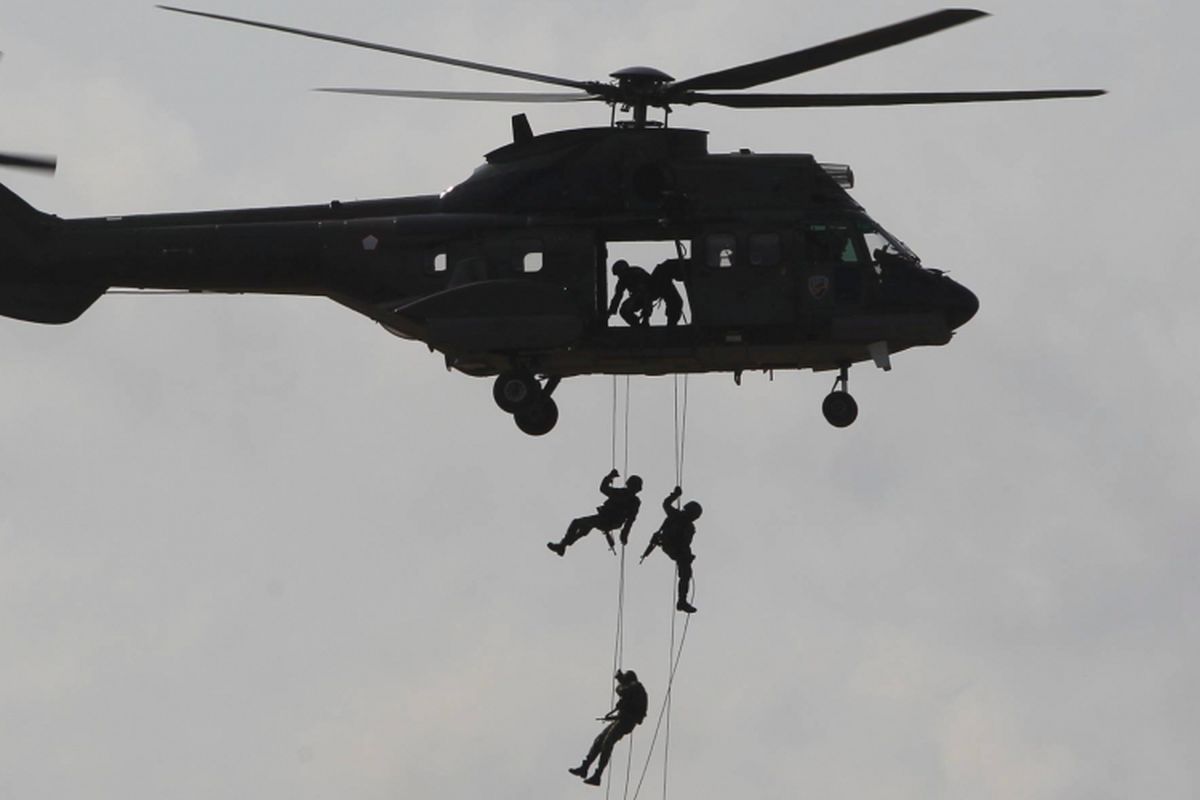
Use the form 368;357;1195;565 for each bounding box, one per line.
684;88;1107;108
0;152;57;173
671;9;989;93
157;5;594;91
317;88;603;103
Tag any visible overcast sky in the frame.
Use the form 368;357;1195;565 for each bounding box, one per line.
1;1;1196;799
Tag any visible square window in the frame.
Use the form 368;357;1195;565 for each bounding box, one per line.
522;251;544;272
515;239;544;273
706;234;736;268
749;233;780;267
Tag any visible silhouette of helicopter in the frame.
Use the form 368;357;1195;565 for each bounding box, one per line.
0;8;1102;435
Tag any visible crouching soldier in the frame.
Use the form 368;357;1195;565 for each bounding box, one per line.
640;486;703;613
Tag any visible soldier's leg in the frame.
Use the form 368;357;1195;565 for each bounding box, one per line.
619;298;641;327
675;554;696;613
563;515;600;547
677;555;694;601
590;719;634;780
551;515;600;556
586;723;613;766
570;722;611;778
663;286;683;326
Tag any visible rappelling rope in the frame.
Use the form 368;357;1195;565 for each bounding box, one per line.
606;542;629;800
624;376;632;476
612;377;619;471
664;373;690;799
628;375;694;800
672;374;689;491
662;570;676;800
630;576;695;800
607;375;635;800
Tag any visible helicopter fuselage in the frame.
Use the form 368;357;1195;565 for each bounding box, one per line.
0;124;977;432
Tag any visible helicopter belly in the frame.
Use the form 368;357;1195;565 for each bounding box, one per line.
830;312;950;345
428;315;584;351
391;278;586;351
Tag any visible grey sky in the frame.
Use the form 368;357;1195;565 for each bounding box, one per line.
1;1;1196;798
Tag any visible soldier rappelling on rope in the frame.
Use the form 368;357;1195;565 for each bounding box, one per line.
548;469;643;556
641;486;702;613
567;669;648;786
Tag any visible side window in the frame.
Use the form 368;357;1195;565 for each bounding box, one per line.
705;234;736;268
516;239;544;273
749;233;780;267
431;251;448;274
522;252;544;273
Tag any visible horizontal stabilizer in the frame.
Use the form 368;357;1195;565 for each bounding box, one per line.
0;283;106;324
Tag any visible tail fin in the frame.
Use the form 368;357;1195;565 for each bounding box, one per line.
0;180;50;222
0;182;105;324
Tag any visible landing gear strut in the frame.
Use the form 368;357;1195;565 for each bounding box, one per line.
494;370;560;436
822;364;858;428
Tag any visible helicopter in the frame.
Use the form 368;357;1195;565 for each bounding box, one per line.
0;8;1102;435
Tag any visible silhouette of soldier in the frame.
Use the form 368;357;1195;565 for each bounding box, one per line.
607;259;652;327
568;669;648;786
648;258;686;326
548;469;643;556
640;486;703;613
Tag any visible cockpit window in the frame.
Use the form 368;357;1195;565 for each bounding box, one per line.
855;220;920;266
800;223;858;263
802;219;922;273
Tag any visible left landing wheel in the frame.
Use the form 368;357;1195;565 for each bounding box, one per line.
493;370;540;413
515;397;559;436
822;390;858;428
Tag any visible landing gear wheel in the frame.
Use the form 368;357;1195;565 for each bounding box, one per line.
515;397;559;436
822;390;858;428
493;370;540;413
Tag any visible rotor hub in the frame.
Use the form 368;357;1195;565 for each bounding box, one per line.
606;67;675;126
609;66;674;85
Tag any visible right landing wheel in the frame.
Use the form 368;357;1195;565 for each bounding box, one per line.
493;370;540;413
822;390;858;428
515;397;559;436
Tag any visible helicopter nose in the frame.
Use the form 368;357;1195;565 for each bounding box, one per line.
945;279;979;330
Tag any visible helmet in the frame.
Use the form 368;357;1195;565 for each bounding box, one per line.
616;669;638;684
683;501;703;520
611;259;629;275
625;475;643;491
